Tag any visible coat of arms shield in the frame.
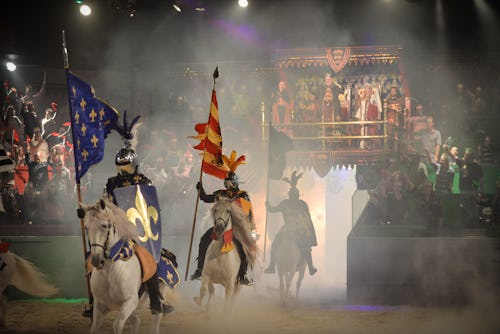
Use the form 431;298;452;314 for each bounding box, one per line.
113;184;163;262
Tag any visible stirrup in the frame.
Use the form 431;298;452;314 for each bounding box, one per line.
82;305;93;318
152;303;174;315
239;275;254;286
190;269;202;280
162;303;174;314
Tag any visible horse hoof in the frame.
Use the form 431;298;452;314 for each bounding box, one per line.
193;297;201;306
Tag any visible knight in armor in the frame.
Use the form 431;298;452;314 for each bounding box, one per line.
190;152;256;286
264;171;317;275
83;114;173;317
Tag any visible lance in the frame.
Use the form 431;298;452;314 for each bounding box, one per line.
185;67;219;281
62;30;92;313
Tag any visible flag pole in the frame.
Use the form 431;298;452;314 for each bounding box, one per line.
62;30;92;306
185;67;219;281
263;116;273;262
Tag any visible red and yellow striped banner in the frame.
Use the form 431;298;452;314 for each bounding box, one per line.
191;89;229;179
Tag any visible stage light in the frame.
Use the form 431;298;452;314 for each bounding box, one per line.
5;62;16;72
173;4;181;12
238;0;248;8
127;0;136;18
80;4;92;16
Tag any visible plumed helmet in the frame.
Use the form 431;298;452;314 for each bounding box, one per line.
222;151;245;189
115;147;138;176
113;110;141;176
224;172;239;189
282;170;303;200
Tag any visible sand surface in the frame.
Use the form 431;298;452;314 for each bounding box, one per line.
2;285;499;334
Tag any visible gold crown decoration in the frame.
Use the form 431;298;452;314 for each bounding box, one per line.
222;150;246;173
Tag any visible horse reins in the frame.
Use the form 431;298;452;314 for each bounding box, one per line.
88;223;114;259
214;212;231;231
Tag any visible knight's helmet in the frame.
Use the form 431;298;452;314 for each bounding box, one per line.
114;111;141;176
282;170;303;201
222;150;246;190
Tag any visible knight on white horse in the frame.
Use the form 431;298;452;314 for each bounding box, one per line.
79;197;177;334
191;151;258;285
194;197;257;316
83;112;175;318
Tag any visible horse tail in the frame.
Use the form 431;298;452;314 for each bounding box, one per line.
10;253;59;298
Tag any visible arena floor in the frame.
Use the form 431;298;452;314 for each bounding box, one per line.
2;286;499;334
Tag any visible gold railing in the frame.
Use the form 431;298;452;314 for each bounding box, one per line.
262;117;390;151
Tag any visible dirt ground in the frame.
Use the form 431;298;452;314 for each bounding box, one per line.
1;285;499;334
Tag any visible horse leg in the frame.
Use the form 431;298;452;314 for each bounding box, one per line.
205;282;215;319
90;301;109;334
128;311;140;334
150;313;162;334
112;296;139;334
150;282;169;334
278;272;285;305
194;278;207;307
224;281;235;321
285;272;295;305
295;264;306;299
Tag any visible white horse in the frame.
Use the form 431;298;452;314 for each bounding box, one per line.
78;198;171;334
276;228;306;306
0;246;58;327
194;198;256;318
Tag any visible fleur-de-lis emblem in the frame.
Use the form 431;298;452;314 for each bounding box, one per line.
126;187;159;243
81;123;87;136
166;270;174;284
80;97;87;112
91;134;99;148
89;108;97;122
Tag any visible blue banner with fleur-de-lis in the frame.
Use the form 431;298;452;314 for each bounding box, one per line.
113;184;162;262
66;71;119;183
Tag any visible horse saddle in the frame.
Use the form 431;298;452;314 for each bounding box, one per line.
85;240;157;283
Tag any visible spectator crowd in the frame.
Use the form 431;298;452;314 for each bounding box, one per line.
0;59;499;227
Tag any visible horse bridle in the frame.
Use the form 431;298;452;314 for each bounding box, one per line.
88;223;115;259
214;210;231;231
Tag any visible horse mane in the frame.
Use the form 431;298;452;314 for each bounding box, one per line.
87;197;139;242
212;198;258;266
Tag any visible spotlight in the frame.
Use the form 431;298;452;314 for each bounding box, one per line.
5;62;16;72
238;0;248;8
173;4;181;12
127;0;136;18
80;4;92;16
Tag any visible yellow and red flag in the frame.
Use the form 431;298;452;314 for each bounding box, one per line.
191;88;229;179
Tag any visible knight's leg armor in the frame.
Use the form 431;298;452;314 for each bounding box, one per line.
234;238;253;285
82;294;94;318
191;229;212;280
304;247;317;275
146;271;174;314
146;271;162;314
